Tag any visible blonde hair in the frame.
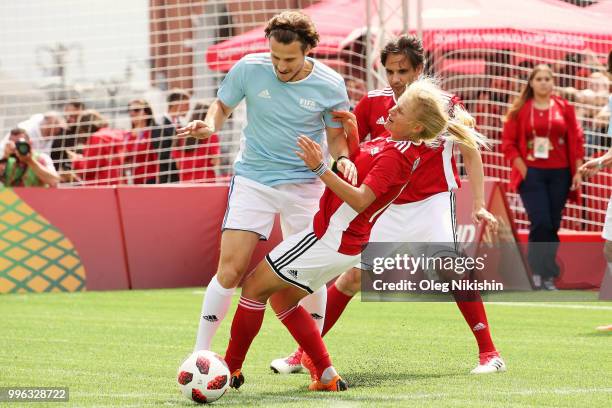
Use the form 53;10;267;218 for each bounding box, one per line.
397;77;488;150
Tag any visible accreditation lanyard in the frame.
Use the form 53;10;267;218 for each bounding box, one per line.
530;103;552;159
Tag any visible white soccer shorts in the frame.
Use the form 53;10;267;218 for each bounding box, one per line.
222;175;324;240
359;191;457;270
266;228;360;294
603;195;612;241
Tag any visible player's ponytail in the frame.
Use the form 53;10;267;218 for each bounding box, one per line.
445;105;490;151
399;77;489;150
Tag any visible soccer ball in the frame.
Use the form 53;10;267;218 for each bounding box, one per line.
177;350;230;404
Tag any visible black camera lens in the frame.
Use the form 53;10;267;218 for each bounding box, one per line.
15;140;31;156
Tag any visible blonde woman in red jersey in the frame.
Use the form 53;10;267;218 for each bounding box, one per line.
221;77;486;393
272;35;505;377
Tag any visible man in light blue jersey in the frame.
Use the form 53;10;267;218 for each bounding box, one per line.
178;11;357;365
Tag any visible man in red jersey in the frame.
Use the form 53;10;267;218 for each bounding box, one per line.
272;35;506;376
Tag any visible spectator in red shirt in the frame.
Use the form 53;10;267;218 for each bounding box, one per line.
502;64;585;290
68;110;126;186
124;99;159;184
172;101;220;183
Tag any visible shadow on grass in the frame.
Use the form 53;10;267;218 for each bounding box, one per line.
167;370;463;406
578;330;612;337
345;369;462;388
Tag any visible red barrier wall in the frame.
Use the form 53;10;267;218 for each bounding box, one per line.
116;186;284;289
13;188;129;291
4;182;606;292
517;231;605;289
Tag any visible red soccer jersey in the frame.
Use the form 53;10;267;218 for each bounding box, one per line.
525;103;569;169
124;129;159;184
353;87;462;203
172;134;220;182
313;137;420;255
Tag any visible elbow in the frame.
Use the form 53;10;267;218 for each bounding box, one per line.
351;197;370;213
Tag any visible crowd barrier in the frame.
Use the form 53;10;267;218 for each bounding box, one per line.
0;181;607;294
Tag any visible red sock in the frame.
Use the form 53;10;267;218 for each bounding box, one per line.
277;305;331;379
452;290;496;354
321;283;354;337
224;296;266;373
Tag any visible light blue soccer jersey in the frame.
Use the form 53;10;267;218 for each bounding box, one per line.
217;53;350;186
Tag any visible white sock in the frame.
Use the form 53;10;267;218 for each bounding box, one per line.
321;366;338;383
298;285;327;333
194;275;235;351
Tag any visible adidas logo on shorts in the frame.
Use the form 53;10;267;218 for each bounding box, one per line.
310;313;324;320
287;269;298;278
202;315;219;322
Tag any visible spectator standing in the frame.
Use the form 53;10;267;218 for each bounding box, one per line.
153;89;190;183
68;110;125;186
0;128;59;187
51;100;86;174
124;99;159;184
577;72;611;155
173;101;220;182
502;64;585;290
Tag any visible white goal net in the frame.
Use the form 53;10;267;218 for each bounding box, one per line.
0;0;610;231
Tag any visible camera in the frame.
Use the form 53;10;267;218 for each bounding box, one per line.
14;138;31;156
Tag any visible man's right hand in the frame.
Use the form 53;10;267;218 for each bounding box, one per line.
177;120;214;140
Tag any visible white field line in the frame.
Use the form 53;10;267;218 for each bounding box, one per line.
77;387;612;405
489;302;612;311
192;291;612;311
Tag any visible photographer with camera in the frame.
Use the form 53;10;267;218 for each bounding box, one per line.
0;128;60;187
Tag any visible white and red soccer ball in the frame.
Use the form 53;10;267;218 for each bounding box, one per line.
177;350;230;404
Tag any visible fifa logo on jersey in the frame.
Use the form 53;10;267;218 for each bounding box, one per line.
299;98;317;111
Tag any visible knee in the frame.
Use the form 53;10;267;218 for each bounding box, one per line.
336;268;361;296
604;241;612;263
217;263;247;289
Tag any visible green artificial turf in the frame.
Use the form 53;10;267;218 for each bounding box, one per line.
1;288;610;407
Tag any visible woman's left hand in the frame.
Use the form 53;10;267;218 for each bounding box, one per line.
472;207;499;234
570;172;582;191
296;136;324;170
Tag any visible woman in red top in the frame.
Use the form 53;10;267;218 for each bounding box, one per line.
172;101;220;182
502;64;584;290
69;110;125;186
124;99;159;184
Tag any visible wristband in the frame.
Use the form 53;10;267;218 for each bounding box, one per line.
336;155;349;163
312;162;328;177
331;155;349;173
